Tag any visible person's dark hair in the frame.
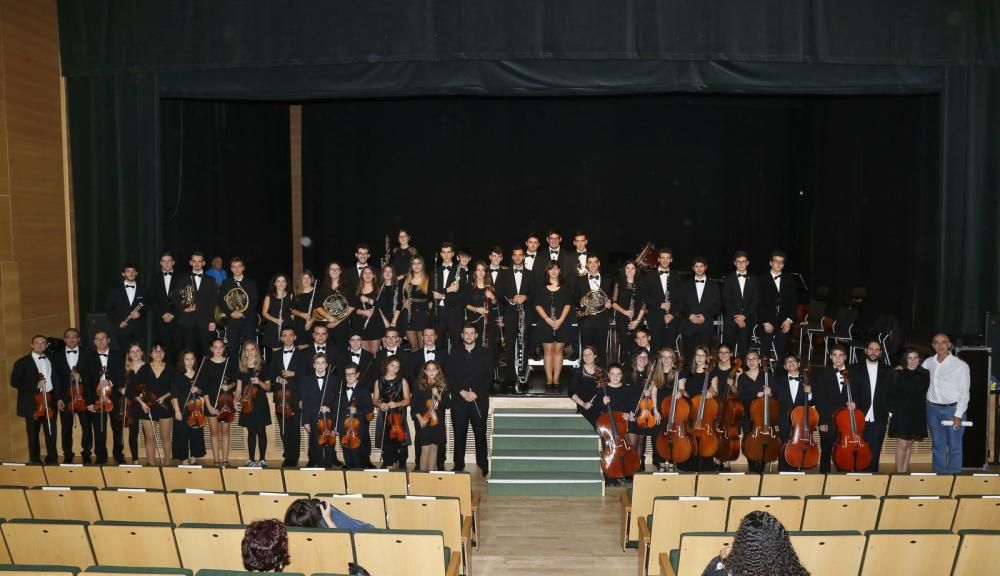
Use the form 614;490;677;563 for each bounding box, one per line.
897;347;922;368
829;344;847;355
268;273;290;298
724;511;808;576
284;498;323;528
545;260;561;286
692;256;707;266
489;246;503;256
733;250;749;260
242;519;289;572
121;262;137;272
177;349;196;371
657;247;673;257
230;256;244;265
769;250;787;261
63;327;80;338
355;243;369;253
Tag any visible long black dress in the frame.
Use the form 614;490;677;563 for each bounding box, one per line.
462;285;501;349
613;280;642;357
396;279;432;332
373;376;410;467
292;289;317;345
533;283;576;345
237;366;272;429
261;294;294;349
171;370;207;460
888;367;930;440
351;287;388;341
569;367;602;427
411;385;448;446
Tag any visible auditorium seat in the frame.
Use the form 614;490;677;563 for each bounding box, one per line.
758;472;825;498
314;493;387;529
196;571;303;576
952;529;1000;574
386;496;471;575
725;496;803;531
951;495;1000;531
875;496;957;530
221;467;284;494
657;532;732;576
25;487;102;522
0;521;10;564
0;487;31;519
859;530;958;575
788;531;864;576
407;471;481;549
237;492;308;524
801;495;880;532
101;466;165;490
174;524;246;571
695;473;759;499
87;521;180;568
0;566;78;576
285;527;354;575
166;490;241;525
344;469;407;498
0;464;46;488
950;472;1000;496
886;473;955;496
639;497;727;576
281;468;346;496
620;473;697;550
822;473;888;497
1;519;95;567
352;529;460;576
96;488;171;523
161;467;223;492
43;466;105;489
84;566;191;576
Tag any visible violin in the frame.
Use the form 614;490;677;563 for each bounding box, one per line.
341;399;362;450
274;377;294;418
741;358;781;467
633;365;657;430
239;365;261;414
688;365;720;459
68;368;87;413
593;368;640;480
96;367;114;413
656;367;692;464
831;369;872;472
216;379;236;423
423;390;441;427
388;393;407;442
782;369;820;470
315;366;337;447
120;372;137;428
33;374;56;422
715;358;744;463
183;358;208;428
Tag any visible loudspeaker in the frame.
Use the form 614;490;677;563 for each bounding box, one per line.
955;347;991;469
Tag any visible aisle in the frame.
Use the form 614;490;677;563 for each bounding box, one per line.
473;488;635;575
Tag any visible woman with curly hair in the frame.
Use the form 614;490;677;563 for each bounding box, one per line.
242;519;289;572
702;510;809;576
412;360;449;471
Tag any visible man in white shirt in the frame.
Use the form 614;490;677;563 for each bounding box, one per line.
55;328;93;463
10;335;60;463
922;333;971;473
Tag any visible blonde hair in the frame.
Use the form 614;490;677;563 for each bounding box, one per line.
239;341;261;373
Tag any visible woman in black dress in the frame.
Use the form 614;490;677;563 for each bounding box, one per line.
712;344;736;398
889;348;930;473
291;271;318;345
351;266;385;353
236;341;271;467
412;360;449;471
122;343;145;464
373;356;412;469
171;349;207;465
135;343;174;464
261;274;294;353
313;261;355;349
200;338;237;466
650;347;683;471
677;345;719;472
380;264;401;329
628;350;655;469
533;260;574;388
569;346;604;427
398;256;432;351
601;363;639;483
736;351;771;472
611;261;646;361
463;261;500;351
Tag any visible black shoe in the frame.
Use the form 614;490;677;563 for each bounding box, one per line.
114;457;126;465
81;454;92;464
63;455;75;464
281;461;297;469
44;457;58;465
94;458;108;465
332;459;344;468
362;461;375;468
453;464;466;472
479;466;489;477
305;462;317;468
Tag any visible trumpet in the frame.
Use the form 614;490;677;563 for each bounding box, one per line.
121;300;144;328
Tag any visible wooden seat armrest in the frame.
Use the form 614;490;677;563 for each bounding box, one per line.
659;552;677;576
446;551;462;576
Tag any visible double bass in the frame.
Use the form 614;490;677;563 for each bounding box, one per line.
656;367;692;465
688;366;720;460
782;369;820;470
741;358;781;469
594;368;641;480
831;369;872;472
715;358;744;463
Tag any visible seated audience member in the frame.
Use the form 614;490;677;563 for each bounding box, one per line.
285;497;373;533
702;511;809;576
242;519;289;573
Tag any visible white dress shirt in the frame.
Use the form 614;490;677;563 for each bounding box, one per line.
513;267;524;293
865;360;879;421
33;354;53;392
65;347;80;371
922;353;971;418
588;273;601;292
694;276;706;302
124;282;137;305
423;348;436;363
281;348;295;370
524;253;536;271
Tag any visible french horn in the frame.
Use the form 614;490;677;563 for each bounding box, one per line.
215;286;249;327
312;290;351;322
577;289;609;318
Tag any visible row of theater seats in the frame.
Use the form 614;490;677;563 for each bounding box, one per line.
0;520;460;576
0;569;387;576
619;471;1000;548
657;528;997;576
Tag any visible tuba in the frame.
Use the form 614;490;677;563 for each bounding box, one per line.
578;289;609;318
215;286;249;327
312;290;351;322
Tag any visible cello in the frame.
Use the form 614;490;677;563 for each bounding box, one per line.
688;365;720;461
782;369;820;470
715;358;744;464
741;358;781;469
831;369;872;472
594;368;641;480
656;367;692;465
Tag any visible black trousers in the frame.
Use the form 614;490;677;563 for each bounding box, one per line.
341;436;367;468
862;421;886;473
224;318;256;356
451;399;488;473
180;322;213;357
91;410;112;463
172;419;207;460
819;430;836;474
60;409;93;462
25;416;58;463
722;318;752;358
153;317;184;363
277;414;301;466
579;313;611;366
681;321;716;363
759;328;789;362
306;426;341;468
647;320;678;355
436;309;464;351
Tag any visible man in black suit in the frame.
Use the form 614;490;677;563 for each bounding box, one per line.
338;332;376;466
812;345;859;473
575;254;613;365
677;257;721;364
53;328;92;464
447;324;493;475
300;324;332;370
850;340;893;472
148;251;183;363
171;251;218;357
106;263;146;351
407;327;450;470
344;243;372;291
772;354;813;471
375;327;404;365
269;327;306;468
721;251;759;359
537;229;575;285
522;234;542;277
432;242;464;350
298;324;344;465
9;335;61;463
496;246;534;384
298;353;341;469
79;330;126;464
570;231;591;278
639;247;678;354
757;250;799;362
217;257;259;356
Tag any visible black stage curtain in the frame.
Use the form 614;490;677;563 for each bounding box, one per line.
159;100;292;288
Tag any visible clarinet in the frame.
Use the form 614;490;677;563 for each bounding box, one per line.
626;288;636;336
664;274;672;327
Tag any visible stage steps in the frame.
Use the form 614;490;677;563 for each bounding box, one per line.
488;408;604;496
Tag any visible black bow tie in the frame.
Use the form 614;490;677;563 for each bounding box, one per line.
772;274;782;280
351;353;360;359
125;285;135;289
36;355;46;360
283;349;294;355
163;272;172;276
695;279;705;283
659;270;669;276
193;273;202;278
315;346;326;352
386;350;396;355
66;350;78;354
525;254;535;259
550;250;559;255
442;265;453;271
490;267;499;272
588;275;599;280
737;273;747;278
513;268;523;273
425;349;435;354
789;376;800;381
99;353;108;357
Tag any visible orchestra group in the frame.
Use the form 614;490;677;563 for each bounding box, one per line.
9;229;970;481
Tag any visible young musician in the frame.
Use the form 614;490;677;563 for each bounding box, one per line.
269;327;305;468
380;264;401;330
412;360;449;472
261;273;294;352
313;261;355;348
523;234;541;273
80;330;124;465
889;349;929;473
678;258;721;363
811;345;856;473
149;252;183;362
533;261;574;388
345;244;372;290
736;351;770;472
350;266;385;353
640;248;678;354
406;327;450;470
462;261;500;351
611;261;646;362
172;252;218;356
569;346;604;428
721;251;759;358
620;327;653;372
456;251;472;287
121;344;146;463
106;263;145;350
237;341;271;467
600;363;636;484
135;343;174;464
757;251;798;362
390;229;419;280
171;349;207;465
299;353;340;469
217;257;259;355
446;324;492;475
571;231;590;277
849;340;892;472
302;324;331;369
200;338;237;466
538;229;573;284
373;356;412;469
487;247;505;286
338;333;375;467
375;328;405;367
922;333;970;474
54;328;91;464
712;344;737;398
772;354;812;471
496;246;533;384
575;255;613;365
10;335;61;463
676;345;719;472
398;256;433;351
291;270;318;345
627;350;655;469
335;362;373;469
432;243;464;349
651;347;685;471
